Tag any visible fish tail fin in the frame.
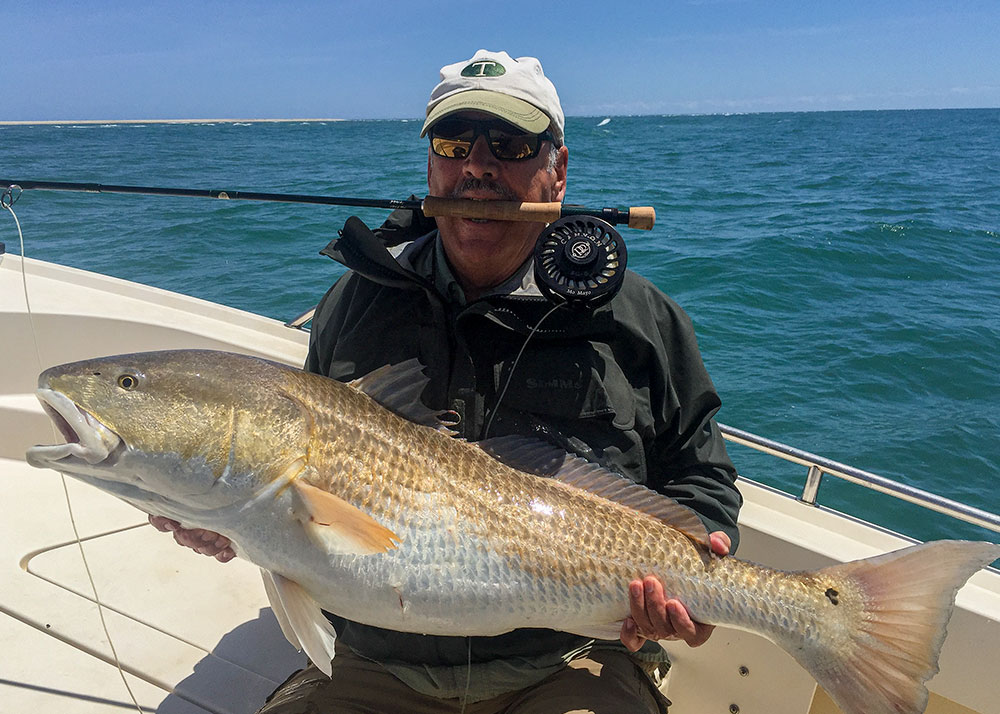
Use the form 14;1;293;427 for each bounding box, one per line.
795;540;999;714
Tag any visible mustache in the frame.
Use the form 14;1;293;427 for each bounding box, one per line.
449;178;518;201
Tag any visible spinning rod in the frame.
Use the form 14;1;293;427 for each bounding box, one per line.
0;179;656;230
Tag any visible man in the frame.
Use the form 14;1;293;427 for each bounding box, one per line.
152;49;741;713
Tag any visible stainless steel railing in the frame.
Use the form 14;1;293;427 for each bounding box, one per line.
718;423;1000;535
284;307;316;330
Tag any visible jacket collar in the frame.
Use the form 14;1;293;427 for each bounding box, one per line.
321;213;547;302
319;215;435;292
320;214;617;338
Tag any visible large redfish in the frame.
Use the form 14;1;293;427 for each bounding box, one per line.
25;350;999;714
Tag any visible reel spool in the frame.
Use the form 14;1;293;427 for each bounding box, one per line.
533;215;627;309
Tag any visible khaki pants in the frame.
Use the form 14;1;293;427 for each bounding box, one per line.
257;647;669;714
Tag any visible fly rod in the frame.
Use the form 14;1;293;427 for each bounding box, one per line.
1;179;656;230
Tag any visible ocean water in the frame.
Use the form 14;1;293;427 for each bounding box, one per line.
2;110;998;545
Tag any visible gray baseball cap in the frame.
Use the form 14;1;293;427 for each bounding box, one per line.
420;49;565;146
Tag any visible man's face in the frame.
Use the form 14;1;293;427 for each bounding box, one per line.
427;111;568;298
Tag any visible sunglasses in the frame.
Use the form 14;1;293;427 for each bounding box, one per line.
429;118;554;161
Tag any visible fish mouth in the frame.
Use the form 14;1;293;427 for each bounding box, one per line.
27;389;123;469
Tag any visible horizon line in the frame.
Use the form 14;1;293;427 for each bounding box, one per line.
2;106;998;126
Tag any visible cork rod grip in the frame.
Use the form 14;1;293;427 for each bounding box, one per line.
628;207;656;230
421;196;562;223
421;196;657;230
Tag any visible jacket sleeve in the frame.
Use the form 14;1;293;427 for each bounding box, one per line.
304;274;367;381
641;291;743;551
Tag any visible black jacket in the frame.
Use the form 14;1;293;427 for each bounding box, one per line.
304;212;742;700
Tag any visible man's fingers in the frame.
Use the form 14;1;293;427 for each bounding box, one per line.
667;599;715;647
620;618;643;652
628;579;656;636
628;577;683;642
709;531;731;557
642;576;668;633
666;599;696;640
624;573;718;649
148;515;180;532
173;529;201;549
186;530;230;552
150;519;236;562
191;532;234;560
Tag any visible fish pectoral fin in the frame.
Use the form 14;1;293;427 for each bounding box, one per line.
292;480;401;554
261;569;336;677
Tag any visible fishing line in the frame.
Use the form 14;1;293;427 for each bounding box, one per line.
482;300;566;439
2;195;149;714
460;636;472;714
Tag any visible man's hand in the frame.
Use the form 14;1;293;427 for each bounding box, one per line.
148;515;236;563
620;531;731;651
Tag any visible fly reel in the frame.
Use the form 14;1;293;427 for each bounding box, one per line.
533;215;627;309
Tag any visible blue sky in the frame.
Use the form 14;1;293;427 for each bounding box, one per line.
2;1;998;120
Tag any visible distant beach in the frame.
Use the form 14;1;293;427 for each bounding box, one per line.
0;118;344;126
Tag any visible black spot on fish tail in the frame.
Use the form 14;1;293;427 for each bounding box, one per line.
824;587;839;605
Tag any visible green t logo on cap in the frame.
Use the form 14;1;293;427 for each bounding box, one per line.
462;60;506;77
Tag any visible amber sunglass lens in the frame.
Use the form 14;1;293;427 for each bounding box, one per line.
430;122;473;158
432;137;472;158
489;131;538;160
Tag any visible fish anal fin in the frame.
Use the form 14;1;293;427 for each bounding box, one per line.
792;540;1000;714
479;436;711;548
293;480;401;555
260;569;336;677
261;568;301;651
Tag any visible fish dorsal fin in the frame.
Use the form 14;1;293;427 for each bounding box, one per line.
292;480;401;554
478;436;711;548
349;359;457;434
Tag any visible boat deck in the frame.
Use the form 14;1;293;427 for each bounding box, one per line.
1;456;305;714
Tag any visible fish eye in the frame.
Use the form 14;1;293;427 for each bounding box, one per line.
117;374;139;390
